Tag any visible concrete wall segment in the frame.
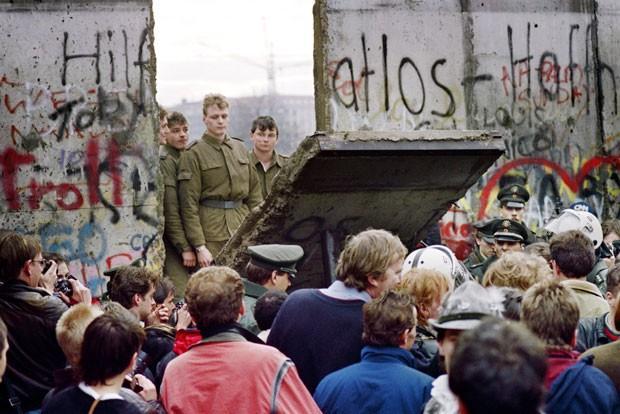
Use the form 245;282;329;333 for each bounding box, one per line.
0;0;161;295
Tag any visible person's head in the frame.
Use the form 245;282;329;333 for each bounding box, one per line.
80;314;145;386
166;111;189;150
521;279;579;349
605;265;620;314
431;281;504;371
0;318;8;383
250;115;279;155
159;107;168;144
472;219;496;258
603;219;620;245
44;252;70;278
362;289;417;349
185;266;244;333
245;244;303;291
335;229;406;298
154;278;176;314
108;267;159;321
482;252;550;291
399;268;451;327
254;290;288;332
56;304;104;367
202;93;229;139
449;318;547;414
0;232;44;286
497;184;529;222
492;219;526;257
549;230;595;279
525;242;551;263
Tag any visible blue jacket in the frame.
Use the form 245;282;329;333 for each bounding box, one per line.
314;345;433;414
546;356;620;414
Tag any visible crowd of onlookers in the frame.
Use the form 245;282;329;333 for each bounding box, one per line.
0;206;619;413
0;93;619;413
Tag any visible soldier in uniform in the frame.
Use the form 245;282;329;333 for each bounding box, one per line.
178;94;263;268
239;244;304;334
464;219;496;271
160;112;196;298
493;219;528;258
248;115;288;199
497;184;537;244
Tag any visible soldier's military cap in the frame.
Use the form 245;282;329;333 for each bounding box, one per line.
493;219;528;243
473;219;496;244
497;184;530;208
247;244;304;278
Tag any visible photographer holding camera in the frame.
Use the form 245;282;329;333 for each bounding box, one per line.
42;252;92;306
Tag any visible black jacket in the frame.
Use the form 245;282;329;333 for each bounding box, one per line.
576;312;615;352
0;280;67;411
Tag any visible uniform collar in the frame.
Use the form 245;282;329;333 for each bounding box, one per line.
249;149;283;167
160;144;181;159
202;132;231;148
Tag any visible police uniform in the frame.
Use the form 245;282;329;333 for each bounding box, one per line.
464;219;496;268
160;144;194;299
249;150;288;199
177;133;263;257
239;244;304;334
497;184;537;245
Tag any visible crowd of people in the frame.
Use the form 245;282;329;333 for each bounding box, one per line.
0;92;618;413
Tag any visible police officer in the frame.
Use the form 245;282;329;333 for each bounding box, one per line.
240;244;304;334
248;115;288;199
161;112;196;298
493;219;528;258
497;184;537;244
178;94;263;268
464;219;496;269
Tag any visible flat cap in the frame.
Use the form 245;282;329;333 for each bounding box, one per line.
248;244;304;278
497;184;530;208
493;219;528;243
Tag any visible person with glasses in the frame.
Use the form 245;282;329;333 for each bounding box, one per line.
0;232;91;413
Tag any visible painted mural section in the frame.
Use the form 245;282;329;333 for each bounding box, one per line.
0;1;160;295
315;0;620;257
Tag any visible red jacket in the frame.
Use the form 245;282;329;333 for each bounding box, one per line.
161;334;320;414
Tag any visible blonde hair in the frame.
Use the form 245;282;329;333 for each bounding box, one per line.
521;279;580;348
335;229;406;291
202;93;229;114
483;252;551;291
398;268;452;326
56;304;103;366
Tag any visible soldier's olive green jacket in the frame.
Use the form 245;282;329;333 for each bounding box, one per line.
160;144;191;254
248;150;288;199
178;133;263;247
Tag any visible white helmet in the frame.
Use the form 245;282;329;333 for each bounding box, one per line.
544;209;603;249
403;245;475;287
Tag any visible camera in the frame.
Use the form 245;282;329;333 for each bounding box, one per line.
54;277;73;297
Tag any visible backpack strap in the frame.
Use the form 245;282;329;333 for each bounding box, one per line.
3;378;23;414
269;359;293;414
87;397;101;414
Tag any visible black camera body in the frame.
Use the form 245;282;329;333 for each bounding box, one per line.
54;278;73;297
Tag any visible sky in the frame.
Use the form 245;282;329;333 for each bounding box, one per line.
153;0;315;106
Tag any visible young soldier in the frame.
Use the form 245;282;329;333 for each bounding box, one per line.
249;115;287;199
178;94;263;268
160;111;195;298
497;183;536;244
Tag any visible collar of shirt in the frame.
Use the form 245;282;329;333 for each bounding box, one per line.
202;132;231;149
249;150;283;169
320;280;371;302
78;382;123;401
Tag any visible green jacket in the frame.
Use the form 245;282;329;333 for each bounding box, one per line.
469;255;497;283
178;133;263;247
239;279;269;334
248;150;288;199
160;145;190;254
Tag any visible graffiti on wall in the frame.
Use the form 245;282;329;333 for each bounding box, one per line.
321;9;619;256
0;8;160;295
